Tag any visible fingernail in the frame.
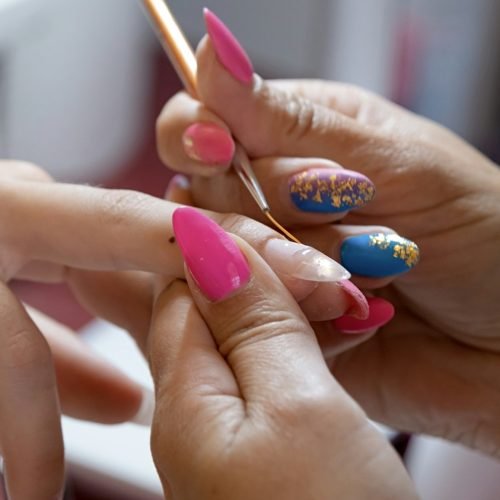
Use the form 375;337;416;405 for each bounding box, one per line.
183;122;235;165
341;233;420;277
165;174;190;198
289;169;375;213
339;280;369;319
204;8;254;85
334;297;395;334
264;239;350;282
173;207;251;301
131;387;155;427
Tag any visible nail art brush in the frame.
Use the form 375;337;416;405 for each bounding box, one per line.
140;0;300;243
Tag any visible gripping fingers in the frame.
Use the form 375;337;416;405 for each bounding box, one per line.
0;284;64;500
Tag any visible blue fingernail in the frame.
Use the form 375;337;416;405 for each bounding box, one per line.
341;233;420;277
289;169;375;213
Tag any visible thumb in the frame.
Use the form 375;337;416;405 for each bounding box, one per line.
198;9;375;167
172;206;340;403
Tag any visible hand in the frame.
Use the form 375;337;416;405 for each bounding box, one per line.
155;12;500;455
148;207;417;499
0;159;371;499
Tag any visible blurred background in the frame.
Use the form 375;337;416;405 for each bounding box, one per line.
1;0;499;499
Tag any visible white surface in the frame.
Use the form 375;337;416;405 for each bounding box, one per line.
406;436;500;500
2;0;155;182
63;320;162;498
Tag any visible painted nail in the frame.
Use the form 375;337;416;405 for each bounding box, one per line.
131;387;155;427
339;280;369;319
341;233;420;277
172;207;251;301
183;122;235;165
289;169;375;213
204;8;254;85
334;297;395;334
264;239;350;282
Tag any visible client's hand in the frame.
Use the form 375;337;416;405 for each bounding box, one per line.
148;207;417;500
155;10;500;455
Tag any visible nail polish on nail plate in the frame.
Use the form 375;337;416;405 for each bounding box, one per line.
172;207;251;301
289;169;375;213
341;233;420;278
263;239;350;282
334;297;395;334
339;280;369;320
203;8;254;85
183;122;235;165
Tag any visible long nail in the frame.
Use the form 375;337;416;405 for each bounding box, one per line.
204;8;254;85
339;280;369;319
173;207;251;301
183;122;235;165
264;239;350;282
130;387;155;427
341;233;420;277
334;297;395;334
289;169;375;213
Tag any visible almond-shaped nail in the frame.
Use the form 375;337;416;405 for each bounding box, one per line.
173;207;251;301
204;8;254;85
183;122;235;165
289;169;375;213
264;239;350;282
341;233;420;277
334;297;395;334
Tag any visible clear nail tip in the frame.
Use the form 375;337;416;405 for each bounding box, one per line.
264;239;350;282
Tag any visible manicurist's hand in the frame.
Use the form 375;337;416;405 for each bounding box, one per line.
156;9;500;456
148;207;418;500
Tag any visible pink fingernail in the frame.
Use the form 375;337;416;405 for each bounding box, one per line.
339;280;369;320
203;8;254;85
172;207;251;301
334;297;395;334
182;122;235;165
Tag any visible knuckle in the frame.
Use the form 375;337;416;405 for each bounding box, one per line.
218;302;306;357
282;93;318;142
97;189;150;228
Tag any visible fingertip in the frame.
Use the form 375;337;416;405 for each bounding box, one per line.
333;297;395;334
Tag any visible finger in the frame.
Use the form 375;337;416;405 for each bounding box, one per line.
192;156;375;227
2;180;364;321
0;160;53;182
0;284;64;500
148;279;239;432
67;269;153;351
196;17;384;174
157;92;234;176
294;224;420;287
26;306;146;424
172;207;339;402
164;174;194;205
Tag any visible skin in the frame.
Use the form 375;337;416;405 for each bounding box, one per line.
0;159;381;499
155;37;500;457
148;238;417;499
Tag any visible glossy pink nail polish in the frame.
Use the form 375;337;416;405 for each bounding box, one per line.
339;280;369;320
172;207;251;301
203;8;254;85
334;297;395;334
183;122;235;164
